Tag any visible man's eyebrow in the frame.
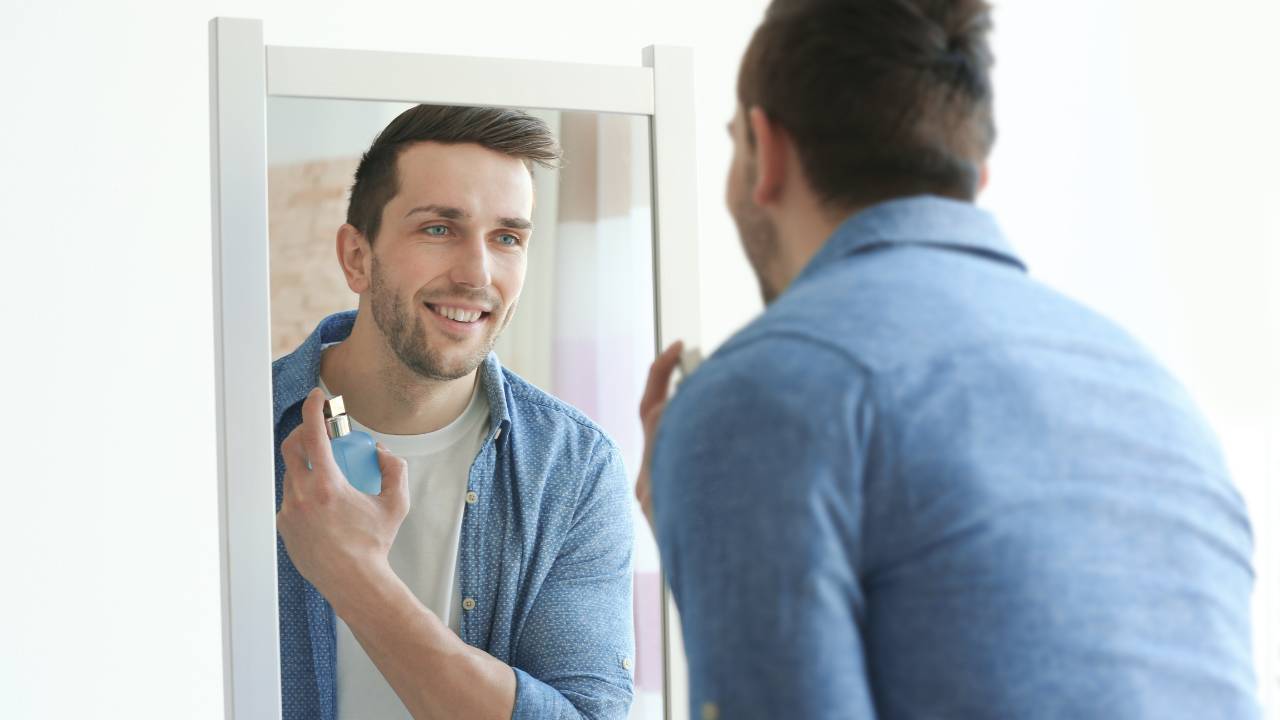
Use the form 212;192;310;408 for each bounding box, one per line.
499;216;534;231
404;205;469;220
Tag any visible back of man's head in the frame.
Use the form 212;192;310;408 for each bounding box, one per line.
738;0;995;211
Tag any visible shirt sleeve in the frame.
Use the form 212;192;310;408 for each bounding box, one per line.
509;436;635;720
652;336;879;719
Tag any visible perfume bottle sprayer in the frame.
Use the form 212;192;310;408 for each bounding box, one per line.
324;395;382;494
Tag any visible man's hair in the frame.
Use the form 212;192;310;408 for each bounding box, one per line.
347;105;563;243
738;0;995;209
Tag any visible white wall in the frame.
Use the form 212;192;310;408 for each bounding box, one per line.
0;1;1274;718
266;96;409;167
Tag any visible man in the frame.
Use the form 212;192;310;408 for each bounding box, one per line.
273;105;634;720
639;1;1260;717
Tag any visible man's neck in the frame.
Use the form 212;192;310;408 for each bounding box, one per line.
771;204;850;299
318;314;478;436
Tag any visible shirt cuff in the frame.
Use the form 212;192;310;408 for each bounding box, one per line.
511;666;575;720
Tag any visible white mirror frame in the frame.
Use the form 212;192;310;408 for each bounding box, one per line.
209;16;700;720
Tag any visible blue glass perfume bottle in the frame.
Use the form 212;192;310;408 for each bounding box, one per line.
323;395;382;494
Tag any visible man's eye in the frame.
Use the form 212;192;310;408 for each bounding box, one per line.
497;233;520;246
422;225;449;237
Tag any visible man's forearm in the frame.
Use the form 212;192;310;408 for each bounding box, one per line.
333;563;517;720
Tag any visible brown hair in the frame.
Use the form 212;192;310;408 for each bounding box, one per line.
347;105;563;243
738;0;996;209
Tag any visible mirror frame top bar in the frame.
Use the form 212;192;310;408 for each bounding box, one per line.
266;45;656;115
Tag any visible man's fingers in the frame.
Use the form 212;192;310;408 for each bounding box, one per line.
638;342;681;534
280;430;320;506
279;389;339;503
641;341;684;415
376;444;409;495
635;475;651;502
642;399;669;435
280;432;310;477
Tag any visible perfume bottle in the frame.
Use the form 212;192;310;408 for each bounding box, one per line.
324;395;382;495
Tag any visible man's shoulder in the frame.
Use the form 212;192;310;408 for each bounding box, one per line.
271;311;356;428
271;343;318;430
498;366;618;457
709;301;877;388
493;366;628;515
739;242;1159;379
271;344;310;390
669;327;876;450
713;252;927;378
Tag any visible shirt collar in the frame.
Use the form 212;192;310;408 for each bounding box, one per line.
793;194;1025;287
272;309;513;440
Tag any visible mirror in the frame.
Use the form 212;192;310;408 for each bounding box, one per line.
210;20;699;719
265;97;664;718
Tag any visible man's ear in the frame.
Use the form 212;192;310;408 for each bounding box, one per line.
977;161;990;193
747;106;787;207
337;223;372;294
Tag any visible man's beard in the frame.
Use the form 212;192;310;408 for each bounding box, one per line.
729;161;782;304
368;254;503;382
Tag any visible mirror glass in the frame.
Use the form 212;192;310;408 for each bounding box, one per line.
266;97;663;718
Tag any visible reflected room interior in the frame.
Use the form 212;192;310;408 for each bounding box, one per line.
266;97;665;718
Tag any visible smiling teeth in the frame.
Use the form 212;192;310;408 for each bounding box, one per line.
432;305;483;323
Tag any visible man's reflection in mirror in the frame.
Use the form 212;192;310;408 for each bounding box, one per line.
272;105;634;719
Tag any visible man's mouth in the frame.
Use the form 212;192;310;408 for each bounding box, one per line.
425;303;491;324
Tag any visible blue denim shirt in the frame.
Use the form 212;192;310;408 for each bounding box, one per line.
653;196;1259;718
273;311;634;720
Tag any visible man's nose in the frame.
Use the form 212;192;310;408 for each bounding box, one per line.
450;234;492;289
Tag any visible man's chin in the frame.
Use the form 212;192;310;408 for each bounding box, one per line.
422;341;493;381
401;357;480;383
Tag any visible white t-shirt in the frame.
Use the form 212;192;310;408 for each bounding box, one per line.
320;373;490;719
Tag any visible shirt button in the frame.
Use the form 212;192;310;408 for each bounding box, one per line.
465;491;479;505
622;657;633;671
701;703;720;720
462;597;476;611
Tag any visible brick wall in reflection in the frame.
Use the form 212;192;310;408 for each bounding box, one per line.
268;157;360;359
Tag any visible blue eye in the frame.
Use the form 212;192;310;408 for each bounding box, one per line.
497;233;520;246
422;225;448;237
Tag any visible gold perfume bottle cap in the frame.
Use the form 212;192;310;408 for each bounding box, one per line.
323;395;351;439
